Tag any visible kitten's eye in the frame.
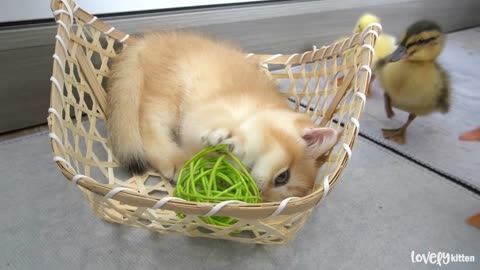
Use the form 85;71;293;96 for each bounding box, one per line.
274;170;290;187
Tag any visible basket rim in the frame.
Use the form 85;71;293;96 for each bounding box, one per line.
47;0;380;219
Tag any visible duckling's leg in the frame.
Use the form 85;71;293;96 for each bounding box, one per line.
384;93;395;118
382;114;416;144
366;74;375;97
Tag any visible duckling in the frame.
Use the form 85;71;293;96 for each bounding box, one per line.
355;14;396;96
376;20;451;144
353;13;397;62
336;13;396;96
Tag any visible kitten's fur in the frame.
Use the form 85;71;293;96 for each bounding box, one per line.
107;32;338;201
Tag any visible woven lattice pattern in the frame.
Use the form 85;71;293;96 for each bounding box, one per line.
47;0;379;244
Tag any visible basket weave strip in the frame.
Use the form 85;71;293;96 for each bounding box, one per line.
47;0;379;244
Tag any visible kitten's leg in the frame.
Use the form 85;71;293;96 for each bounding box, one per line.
183;122;247;159
181;108;246;160
141;109;186;180
201;128;231;146
201;128;247;161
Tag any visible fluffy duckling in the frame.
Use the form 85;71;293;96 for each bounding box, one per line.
376;20;451;144
355;13;396;96
353;13;397;63
337;13;396;96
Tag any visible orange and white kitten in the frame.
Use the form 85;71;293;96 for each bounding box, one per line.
107;32;338;201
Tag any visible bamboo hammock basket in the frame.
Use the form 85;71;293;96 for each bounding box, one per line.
48;0;380;244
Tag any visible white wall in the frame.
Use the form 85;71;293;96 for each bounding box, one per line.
0;0;266;23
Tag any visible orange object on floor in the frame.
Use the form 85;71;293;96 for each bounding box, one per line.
467;213;480;229
459;127;480;141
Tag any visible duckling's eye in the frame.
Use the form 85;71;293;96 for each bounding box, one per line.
418;38;425;44
274;170;290;187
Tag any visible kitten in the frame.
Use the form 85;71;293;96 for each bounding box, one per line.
107;31;338;202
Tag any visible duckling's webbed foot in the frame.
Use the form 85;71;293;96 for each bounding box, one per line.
382;114;416;144
384;93;395;118
382;127;407;144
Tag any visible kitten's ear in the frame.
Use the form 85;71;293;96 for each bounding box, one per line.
302;128;338;159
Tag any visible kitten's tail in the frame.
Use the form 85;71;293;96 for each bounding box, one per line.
106;44;148;174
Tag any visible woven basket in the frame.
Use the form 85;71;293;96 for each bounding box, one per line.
48;0;379;244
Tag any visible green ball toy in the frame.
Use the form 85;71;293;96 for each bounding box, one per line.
173;145;262;226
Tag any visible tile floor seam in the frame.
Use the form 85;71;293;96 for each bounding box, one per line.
359;136;480;200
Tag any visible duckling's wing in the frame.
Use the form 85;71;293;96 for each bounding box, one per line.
434;62;451;113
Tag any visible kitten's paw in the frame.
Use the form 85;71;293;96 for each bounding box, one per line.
223;137;245;159
201;128;231;146
158;163;181;182
151;153;186;182
156;163;176;181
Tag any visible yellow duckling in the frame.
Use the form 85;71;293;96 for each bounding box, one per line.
336;13;396;96
353;13;397;63
354;13;396;96
377;20;451;144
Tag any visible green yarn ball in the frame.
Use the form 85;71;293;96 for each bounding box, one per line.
173;145;262;226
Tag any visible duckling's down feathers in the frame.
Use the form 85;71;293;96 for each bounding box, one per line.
377;60;450;116
401;20;443;45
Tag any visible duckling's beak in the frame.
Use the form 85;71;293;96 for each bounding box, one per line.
387;45;407;62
